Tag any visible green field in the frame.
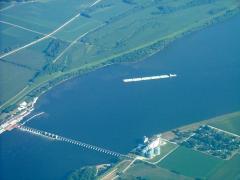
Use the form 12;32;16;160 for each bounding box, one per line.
0;22;43;55
0;61;34;104
120;161;191;180
208;111;240;135
158;146;223;179
208;154;240;180
158;145;240;179
0;0;240;116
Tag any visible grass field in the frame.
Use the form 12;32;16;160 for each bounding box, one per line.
158;146;223;179
0;0;240;115
208;111;240;135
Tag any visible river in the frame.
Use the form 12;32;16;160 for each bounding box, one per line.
1;14;240;180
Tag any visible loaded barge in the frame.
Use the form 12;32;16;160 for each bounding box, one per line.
123;74;177;83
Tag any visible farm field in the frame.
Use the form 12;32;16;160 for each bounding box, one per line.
207;154;240;180
0;22;44;55
0;61;34;104
158;146;240;179
120;161;192;180
158;146;223;179
0;0;240;117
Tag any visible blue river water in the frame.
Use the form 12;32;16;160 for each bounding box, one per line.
1;14;240;180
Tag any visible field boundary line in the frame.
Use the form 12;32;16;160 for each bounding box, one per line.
208;125;240;138
153;145;179;164
0;4;15;12
0;20;51;37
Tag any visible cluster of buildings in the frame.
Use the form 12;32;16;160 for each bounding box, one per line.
137;135;166;159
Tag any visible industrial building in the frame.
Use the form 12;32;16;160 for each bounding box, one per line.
138;135;166;158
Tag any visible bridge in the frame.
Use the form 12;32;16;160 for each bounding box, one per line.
18;125;131;159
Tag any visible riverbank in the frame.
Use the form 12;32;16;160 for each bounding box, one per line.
1;5;239;122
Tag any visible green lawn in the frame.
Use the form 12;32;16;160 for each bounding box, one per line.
208;112;240;136
158;146;223;179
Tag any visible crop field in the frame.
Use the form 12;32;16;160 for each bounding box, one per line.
54;17;102;42
158;146;240;179
208;111;240;135
0;0;94;33
207;154;240;179
3;38;70;70
158;146;222;179
0;22;43;55
0;0;239;113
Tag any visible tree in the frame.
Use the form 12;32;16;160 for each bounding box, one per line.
68;167;97;180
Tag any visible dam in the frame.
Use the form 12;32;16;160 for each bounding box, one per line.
17;125;131;159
